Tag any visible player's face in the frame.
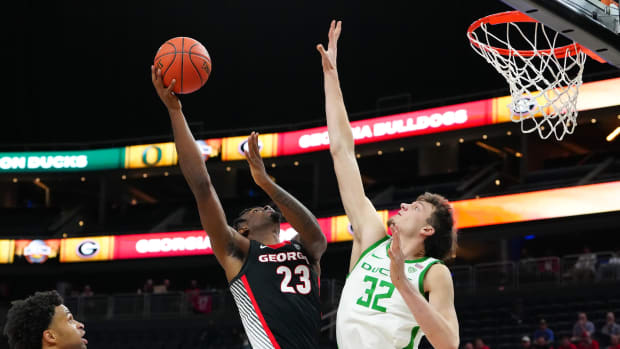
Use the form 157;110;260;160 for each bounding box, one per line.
46;305;87;349
242;206;281;231
389;200;434;237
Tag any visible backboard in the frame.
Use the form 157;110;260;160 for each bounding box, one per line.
501;0;620;68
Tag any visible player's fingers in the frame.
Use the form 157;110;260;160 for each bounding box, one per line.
335;21;342;41
166;79;176;95
251;133;262;159
150;65;156;83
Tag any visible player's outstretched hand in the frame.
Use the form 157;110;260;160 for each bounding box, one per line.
388;224;407;288
151;65;182;111
244;132;271;187
316;20;341;73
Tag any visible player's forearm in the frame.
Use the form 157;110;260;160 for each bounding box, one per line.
396;282;459;349
323;72;354;156
259;180;326;254
168;108;212;195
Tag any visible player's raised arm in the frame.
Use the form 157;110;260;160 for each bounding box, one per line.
317;21;386;255
151;66;247;279
244;132;327;266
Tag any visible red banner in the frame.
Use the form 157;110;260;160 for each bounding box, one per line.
277;100;492;156
113;230;212;260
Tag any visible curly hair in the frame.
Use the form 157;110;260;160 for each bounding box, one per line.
3;290;63;349
417;192;457;261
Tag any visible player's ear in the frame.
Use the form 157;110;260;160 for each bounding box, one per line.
43;329;57;345
420;225;435;237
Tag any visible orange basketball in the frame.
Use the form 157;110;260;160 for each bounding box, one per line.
154;37;211;94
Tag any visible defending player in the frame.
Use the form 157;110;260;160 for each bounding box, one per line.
316;21;459;349
151;66;327;349
3;290;88;349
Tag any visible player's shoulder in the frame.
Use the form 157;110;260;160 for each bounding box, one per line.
423;262;453;292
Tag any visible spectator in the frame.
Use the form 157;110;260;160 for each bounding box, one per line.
601;312;620;347
153;279;169;294
558;336;577;349
464;342;474;349
609;335;620;349
572;246;597;281
577;333;599;349
522;336;532;348
533;335;553;349
476;337;490;349
534;319;555;345
598;251;620;280
573;312;596;342
141;278;154;294
81;284;94;297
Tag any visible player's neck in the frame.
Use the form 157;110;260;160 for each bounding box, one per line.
250;229;280;245
400;234;425;260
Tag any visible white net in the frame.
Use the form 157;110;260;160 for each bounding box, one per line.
468;15;588;140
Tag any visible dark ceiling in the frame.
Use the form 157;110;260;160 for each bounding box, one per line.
5;0;618;147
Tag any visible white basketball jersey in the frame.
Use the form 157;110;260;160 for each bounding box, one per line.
336;236;441;349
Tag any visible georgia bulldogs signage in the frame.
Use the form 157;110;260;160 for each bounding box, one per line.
113;230;213;260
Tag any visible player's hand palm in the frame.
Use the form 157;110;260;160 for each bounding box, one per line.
317;20;341;72
244;132;270;187
151;65;182;111
388;226;407;288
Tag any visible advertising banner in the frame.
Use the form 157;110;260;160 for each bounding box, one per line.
0;239;14;264
220;133;279;161
59;236;115;263
277;101;491;156
14;239;60;264
113;230;212;260
0;149;123;173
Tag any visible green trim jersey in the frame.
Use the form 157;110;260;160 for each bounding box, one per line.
336;236;441;349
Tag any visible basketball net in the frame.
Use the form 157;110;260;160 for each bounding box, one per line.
468;11;589;141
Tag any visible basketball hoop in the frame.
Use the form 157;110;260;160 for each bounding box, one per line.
467;11;605;140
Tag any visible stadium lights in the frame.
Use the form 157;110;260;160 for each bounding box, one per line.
607;127;620;142
78;220;84;227
495;179;501;186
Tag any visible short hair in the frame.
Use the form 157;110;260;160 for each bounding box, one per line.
3;290;63;349
232;207;254;231
417;192;456;261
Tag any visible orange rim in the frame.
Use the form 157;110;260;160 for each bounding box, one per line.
467;10;606;62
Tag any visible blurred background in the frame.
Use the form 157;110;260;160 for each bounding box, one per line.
2;0;619;348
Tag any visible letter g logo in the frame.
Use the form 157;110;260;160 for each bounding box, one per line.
76;240;100;258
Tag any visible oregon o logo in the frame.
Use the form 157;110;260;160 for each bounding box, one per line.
76;240;100;258
142;145;163;166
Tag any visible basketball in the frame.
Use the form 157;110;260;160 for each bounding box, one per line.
153;37;211;94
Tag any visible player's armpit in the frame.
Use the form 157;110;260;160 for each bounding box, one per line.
194;185;248;281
